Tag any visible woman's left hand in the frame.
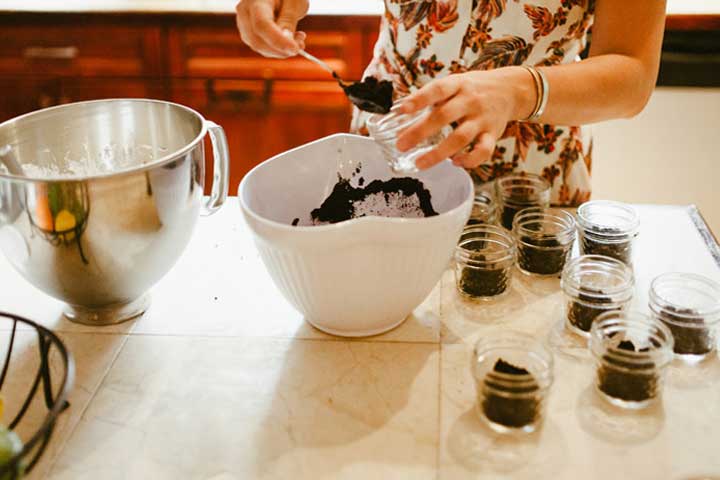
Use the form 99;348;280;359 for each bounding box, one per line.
396;66;531;170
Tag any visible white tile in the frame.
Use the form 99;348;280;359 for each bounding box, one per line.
132;206;442;343
49;336;440;479
0;331;127;480
439;343;720;480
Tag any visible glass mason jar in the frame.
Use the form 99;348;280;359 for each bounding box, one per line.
455;225;516;300
512;207;576;276
561;254;634;337
367;104;447;173
576;200;640;266
589;311;674;409
649;272;720;361
494;173;551;230
472;332;554;434
467;190;497;226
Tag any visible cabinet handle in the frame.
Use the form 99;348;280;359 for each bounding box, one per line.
205;79;273;112
23;46;79;60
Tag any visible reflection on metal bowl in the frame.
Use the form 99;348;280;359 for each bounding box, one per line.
0;99;229;325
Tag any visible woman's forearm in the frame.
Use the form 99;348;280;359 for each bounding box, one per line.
512;0;667;125
508;53;658;126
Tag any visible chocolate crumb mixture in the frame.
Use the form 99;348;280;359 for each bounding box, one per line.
518;235;567;275
581;228;633;265
567;289;616;333
659;305;713;356
310;176;438;224
482;358;539;428
598;338;657;403
458;258;510;298
341;76;394;114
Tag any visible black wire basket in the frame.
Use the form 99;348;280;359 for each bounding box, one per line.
0;312;75;479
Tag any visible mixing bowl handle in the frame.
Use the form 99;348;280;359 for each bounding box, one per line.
203;121;230;216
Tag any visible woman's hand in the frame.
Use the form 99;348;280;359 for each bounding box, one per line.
235;0;309;58
396;66;535;170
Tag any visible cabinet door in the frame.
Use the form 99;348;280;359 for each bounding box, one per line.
0;76;61;121
0;77;168;123
169;26;364;81
58;78;168;104
171;78;352;191
0;24;163;77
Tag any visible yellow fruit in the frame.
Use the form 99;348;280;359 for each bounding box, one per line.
54;209;76;232
0;425;23;479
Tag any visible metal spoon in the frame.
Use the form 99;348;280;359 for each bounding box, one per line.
297;49;348;87
297;50;393;114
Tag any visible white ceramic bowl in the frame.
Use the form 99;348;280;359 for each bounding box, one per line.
238;133;473;337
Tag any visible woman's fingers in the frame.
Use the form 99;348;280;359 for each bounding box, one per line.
415;121;481;170
396;97;468;152
451;132;496;169
399;77;461;114
235;0;306;58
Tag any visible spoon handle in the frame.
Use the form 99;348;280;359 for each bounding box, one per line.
297;50;337;77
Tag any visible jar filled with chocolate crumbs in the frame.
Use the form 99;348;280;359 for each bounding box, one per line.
561;255;634;337
512;207;576;276
494;173;551;230
467;191;497;226
455;225;515;300
472;332;554;433
577;200;639;266
649;273;720;361
590;311;674;409
367;103;447;174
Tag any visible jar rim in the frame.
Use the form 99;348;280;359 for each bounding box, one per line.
456;224;516;265
473;331;554;391
494;174;551;206
590;311;674;369
512;207;576;246
577;200;640;237
561;254;635;299
366;103;428;139
649;272;720;323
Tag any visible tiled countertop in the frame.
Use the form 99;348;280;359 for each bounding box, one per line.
1;201;720;479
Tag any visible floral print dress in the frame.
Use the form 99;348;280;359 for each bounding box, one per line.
351;0;595;206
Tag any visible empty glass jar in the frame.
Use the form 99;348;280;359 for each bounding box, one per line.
472;332;554;433
649;272;720;361
590;311;674;409
494;173;551;230
455;225;515;300
512;207;576;276
367;104;447;173
577;200;640;266
561;254;634;336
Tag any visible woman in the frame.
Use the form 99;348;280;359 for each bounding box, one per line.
235;0;665;205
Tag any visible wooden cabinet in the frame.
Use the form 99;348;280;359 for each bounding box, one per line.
0;12;380;191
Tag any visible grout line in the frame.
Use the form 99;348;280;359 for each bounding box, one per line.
436;270;444;480
60;330;441;345
436;342;443;480
47;329;441;346
43;332;132;478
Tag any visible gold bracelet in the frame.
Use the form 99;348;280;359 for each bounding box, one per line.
522;66;548;122
522;66;541;121
534;67;549;120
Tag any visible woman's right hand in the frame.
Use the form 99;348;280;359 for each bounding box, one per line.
235;0;309;58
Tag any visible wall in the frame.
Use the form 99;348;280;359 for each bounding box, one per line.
591;87;720;233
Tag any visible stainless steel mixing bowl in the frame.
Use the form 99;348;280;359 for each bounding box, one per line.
0;99;229;325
